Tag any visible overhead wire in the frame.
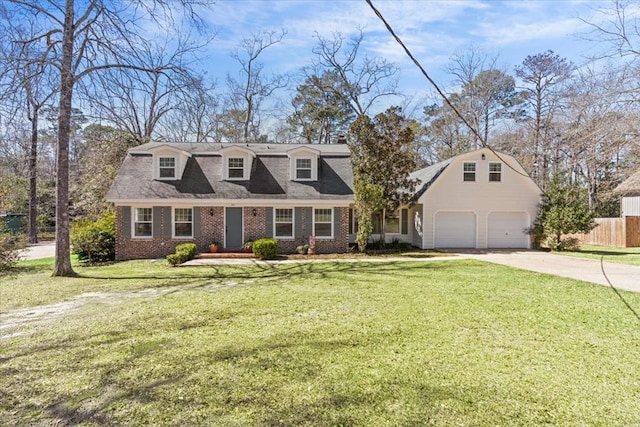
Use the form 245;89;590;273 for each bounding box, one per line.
366;0;640;317
364;0;532;179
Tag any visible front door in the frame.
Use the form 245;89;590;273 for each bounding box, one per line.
225;207;243;250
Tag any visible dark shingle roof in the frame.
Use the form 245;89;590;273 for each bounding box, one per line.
106;143;353;202
409;158;454;200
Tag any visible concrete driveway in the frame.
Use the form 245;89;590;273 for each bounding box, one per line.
19;242;56;260
454;250;640;294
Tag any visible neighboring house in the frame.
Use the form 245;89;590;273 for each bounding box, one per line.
106;142;353;260
407;148;541;249
614;170;640;217
106;144;541;259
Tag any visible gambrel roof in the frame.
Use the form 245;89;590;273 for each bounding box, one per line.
106;142;353;203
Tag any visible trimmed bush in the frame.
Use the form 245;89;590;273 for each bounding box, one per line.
70;211;116;263
166;242;197;266
253;238;278;260
0;233;26;271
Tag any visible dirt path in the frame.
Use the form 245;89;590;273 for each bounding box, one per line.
0;282;242;341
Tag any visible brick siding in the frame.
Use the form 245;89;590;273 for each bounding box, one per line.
115;205;349;260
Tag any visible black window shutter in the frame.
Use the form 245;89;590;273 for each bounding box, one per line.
122;206;131;238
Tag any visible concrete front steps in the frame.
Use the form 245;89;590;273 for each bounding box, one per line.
194;251;256;259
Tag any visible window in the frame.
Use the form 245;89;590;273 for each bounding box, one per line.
384;213;400;234
228;157;244;179
274;208;293;238
489;162;502;182
296;158;312;179
372;212;382;234
133;207;152;237
173;208;193;238
159;157;176;179
463;162;476;182
314;208;333;238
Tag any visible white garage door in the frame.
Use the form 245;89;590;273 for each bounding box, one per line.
488;212;529;248
435;212;476;248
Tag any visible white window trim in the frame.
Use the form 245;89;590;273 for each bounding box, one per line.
157;156;177;180
132;207;153;238
273;207;295;239
489;162;502;182
226;157;246;180
295;157;314;181
313;207;334;239
463;162;476;182
172;207;194;239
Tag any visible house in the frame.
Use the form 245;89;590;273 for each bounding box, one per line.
106;142;353;260
106;144;541;259
406;148;541;249
614;170;640;217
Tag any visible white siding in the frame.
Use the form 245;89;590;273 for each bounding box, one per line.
622;196;640;217
419;148;540;249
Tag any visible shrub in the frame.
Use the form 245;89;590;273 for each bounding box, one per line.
166;242;197;266
70;211;115;263
253;238;277;260
0;233;26;271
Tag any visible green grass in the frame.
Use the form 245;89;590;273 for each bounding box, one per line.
561;244;640;266
1;259;640;426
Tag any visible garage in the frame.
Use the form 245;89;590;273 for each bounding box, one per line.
435;211;476;248
487;212;530;248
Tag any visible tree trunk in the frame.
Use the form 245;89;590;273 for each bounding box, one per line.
28;107;38;244
53;0;77;277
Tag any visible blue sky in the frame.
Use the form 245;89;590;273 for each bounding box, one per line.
196;0;613;107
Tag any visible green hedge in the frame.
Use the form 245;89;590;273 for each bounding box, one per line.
167;242;197;266
253;238;278;260
70;211;116;263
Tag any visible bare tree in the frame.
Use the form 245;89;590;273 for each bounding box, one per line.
156;77;221;143
313;29;399;115
0;14;58;243
3;0;211;276
226;29;288;142
87;30;213;143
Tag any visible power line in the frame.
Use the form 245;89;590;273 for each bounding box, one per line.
364;0;532;179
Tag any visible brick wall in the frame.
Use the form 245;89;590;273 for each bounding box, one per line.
115;205;350;260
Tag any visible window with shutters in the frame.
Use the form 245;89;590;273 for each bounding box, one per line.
314;208;333;238
133;207;153;237
173;207;193;238
274;208;294;238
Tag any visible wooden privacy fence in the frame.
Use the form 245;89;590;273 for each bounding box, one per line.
572;217;640;247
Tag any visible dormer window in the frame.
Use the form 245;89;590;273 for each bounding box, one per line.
140;144;191;181
220;146;255;181
228;157;245;179
296;158;312;179
288;146;319;181
159;157;176;179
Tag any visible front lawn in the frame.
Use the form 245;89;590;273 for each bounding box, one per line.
561;244;640;266
1;259;639;425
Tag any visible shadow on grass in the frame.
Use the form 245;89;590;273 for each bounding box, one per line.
572;249;636;257
75;259;454;283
